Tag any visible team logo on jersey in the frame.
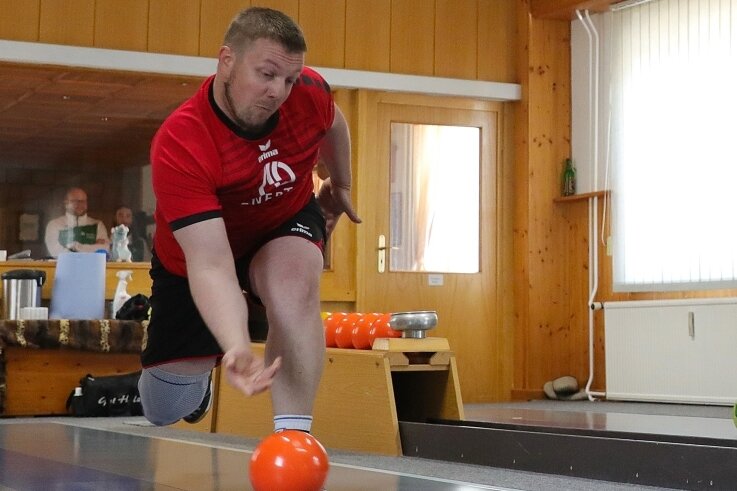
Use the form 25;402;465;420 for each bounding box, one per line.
241;143;297;206
241;159;297;206
258;160;296;195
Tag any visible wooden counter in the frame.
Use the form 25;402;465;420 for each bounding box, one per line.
0;260;152;311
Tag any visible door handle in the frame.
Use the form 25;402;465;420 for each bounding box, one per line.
377;235;386;273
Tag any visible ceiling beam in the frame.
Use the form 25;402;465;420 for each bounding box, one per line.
530;0;619;20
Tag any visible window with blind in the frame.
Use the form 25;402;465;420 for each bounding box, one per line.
591;0;737;292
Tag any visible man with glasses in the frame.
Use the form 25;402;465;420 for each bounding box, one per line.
44;187;110;258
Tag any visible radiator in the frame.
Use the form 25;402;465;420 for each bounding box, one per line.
604;297;737;405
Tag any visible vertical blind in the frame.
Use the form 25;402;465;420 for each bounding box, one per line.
608;0;737;291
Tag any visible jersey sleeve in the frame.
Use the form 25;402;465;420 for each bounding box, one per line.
298;67;335;131
151;114;222;230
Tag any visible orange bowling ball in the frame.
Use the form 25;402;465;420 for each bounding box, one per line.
323;312;345;348
249;430;329;491
335;312;361;348
368;313;401;343
352;312;380;349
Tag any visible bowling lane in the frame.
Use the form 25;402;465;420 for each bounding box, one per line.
0;423;511;491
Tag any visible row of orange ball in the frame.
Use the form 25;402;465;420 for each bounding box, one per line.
321;312;401;349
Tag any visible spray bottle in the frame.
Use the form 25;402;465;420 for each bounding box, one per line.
112;270;133;318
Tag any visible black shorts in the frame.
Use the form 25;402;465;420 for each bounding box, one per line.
141;196;326;367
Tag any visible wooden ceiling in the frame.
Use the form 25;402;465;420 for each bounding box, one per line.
0;62;203;170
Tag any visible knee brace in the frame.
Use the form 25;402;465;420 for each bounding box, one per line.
138;366;210;426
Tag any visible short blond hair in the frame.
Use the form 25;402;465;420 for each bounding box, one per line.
224;7;306;55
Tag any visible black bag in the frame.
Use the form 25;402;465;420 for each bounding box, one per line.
66;371;143;417
115;294;150;321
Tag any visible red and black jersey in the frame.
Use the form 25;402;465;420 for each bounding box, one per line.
151;67;334;277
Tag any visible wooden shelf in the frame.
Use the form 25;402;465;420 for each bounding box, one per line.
554;190;609;203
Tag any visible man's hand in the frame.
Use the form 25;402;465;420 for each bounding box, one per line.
221;345;281;396
317;177;361;236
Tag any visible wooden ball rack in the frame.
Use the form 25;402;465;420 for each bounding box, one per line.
178;336;464;456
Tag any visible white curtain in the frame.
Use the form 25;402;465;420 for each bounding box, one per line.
605;0;737;291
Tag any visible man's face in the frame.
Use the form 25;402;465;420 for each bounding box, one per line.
64;190;88;217
115;207;133;227
219;38;304;132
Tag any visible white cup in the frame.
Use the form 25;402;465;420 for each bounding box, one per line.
19;307;49;320
0;250;6;261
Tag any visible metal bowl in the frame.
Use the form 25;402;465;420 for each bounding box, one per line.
389;311;438;339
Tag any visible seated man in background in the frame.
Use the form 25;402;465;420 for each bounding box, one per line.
113;205;150;262
45;187;110;258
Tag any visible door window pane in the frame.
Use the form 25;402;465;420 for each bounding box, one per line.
389;123;480;273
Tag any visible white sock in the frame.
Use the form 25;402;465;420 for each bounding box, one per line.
274;414;313;433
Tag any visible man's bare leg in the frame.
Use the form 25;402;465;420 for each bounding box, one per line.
249;236;325;421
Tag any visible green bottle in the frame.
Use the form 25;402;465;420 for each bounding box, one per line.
562;158;576;196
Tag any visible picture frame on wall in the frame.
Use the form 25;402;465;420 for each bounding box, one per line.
18;212;41;242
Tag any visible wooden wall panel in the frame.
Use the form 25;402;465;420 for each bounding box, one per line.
147;0;201;55
512;5;576;398
555;198;604;391
298;0;346;68
390;0;435;76
199;0;251;57
252;0;298;20
512;0;531;395
344;0;390;72
478;0;517;83
94;0;149;52
434;0;477;79
39;0;95;47
0;0;40;41
524;16;571;393
1;0;521;83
